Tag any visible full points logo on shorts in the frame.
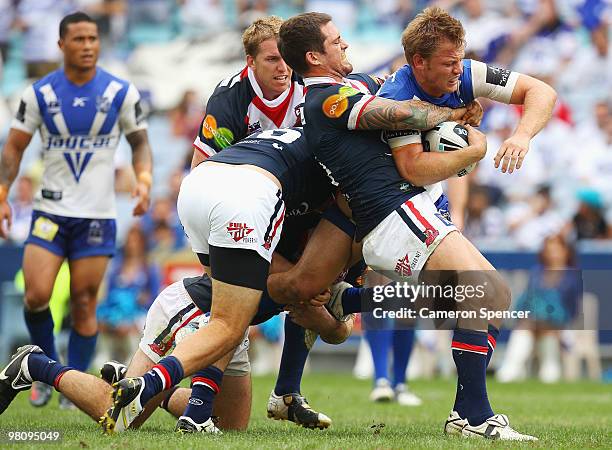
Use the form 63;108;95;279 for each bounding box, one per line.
395;255;412;277
227;222;255;243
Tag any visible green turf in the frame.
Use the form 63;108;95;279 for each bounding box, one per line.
1;374;610;449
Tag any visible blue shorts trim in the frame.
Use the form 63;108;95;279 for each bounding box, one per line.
25;210;116;259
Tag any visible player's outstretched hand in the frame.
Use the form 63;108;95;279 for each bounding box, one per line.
494;132;530;173
462;100;483;126
132;181;150;216
0;200;12;239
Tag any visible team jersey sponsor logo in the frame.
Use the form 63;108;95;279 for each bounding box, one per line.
322;86;360;119
201;114;235;149
32;216;59;241
227;222;255;243
44;134;117;151
485;65;511;87
395;254;412;277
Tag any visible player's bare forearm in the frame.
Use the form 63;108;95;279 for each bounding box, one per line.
126;130;153;178
0;129;32;189
510;75;557;139
126;130;153;215
357;98;465;131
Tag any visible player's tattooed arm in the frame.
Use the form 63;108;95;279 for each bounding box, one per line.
357;97;467;131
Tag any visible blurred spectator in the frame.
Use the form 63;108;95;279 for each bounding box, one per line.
7;175;34;244
476;104;548;201
178;0;226;38
169;89;203;142
97;225;160;363
248;315;283;375
141;196;184;252
0;0;15;69
497;234;582;382
74;0;127;46
237;0;269;30
571;189;609;240
506;185;565;250
463;184;506;242
15;0;72;78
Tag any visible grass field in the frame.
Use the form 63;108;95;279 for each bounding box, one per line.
1;374;610;449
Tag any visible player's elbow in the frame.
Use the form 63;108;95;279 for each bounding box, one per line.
399;165;427;187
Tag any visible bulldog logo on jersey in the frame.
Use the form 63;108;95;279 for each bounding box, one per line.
96;95;112;113
47;100;62;115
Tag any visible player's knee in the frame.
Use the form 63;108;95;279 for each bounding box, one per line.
24;286;52;311
486;275;511;312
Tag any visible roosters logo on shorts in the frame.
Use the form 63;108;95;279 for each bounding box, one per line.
227;222;255;242
395;255;412;277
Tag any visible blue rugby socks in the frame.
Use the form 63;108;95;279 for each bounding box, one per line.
274;319;309;395
24;307;59;362
140;356;184;405
184;366;223;423
451;329;494;426
68;329;98;372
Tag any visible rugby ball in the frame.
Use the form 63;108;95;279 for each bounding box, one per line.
422;121;475;177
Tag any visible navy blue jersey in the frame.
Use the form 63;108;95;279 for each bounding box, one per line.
193;67;305;157
208;127;334;215
303;75;424;241
184;275;282;325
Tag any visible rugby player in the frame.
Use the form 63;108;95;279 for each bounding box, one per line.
278;11;555;440
378;7;557;438
0;12;152;408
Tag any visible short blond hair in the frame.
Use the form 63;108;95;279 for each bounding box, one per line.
401;7;465;64
242;16;283;57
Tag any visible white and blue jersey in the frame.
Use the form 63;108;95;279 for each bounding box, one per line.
378;59;519;203
11;67;147;219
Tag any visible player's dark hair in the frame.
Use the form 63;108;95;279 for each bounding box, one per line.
278;12;331;76
59;11;95;39
401;6;465;65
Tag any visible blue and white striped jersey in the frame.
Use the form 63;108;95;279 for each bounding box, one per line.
11;67;147;218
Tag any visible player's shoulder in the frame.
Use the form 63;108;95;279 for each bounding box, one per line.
379;65;413;98
31;68;65;90
95;67;132;90
210;66;253;102
347;72;381;94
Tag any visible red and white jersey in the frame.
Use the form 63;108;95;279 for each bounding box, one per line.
193;66;305;157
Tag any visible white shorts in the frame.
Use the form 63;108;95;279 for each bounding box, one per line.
139;281;250;377
177;163;285;263
362;191;457;282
